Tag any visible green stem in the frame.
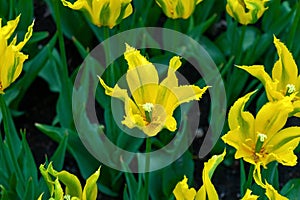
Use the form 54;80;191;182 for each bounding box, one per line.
103;27;115;85
144;137;151;200
243;164;255;193
52;0;73;129
236;25;246;64
53;1;68;75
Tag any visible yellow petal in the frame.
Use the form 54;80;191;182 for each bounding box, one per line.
173;85;209;109
99;77;140;122
155;0;200;19
237;65;282;101
222;129;255;164
16;19;34;50
265;182;288;200
241;189;259;200
82;167;100;200
173;175;197;200
0;15;20;39
272;36;298;92
61;0;86;9
195;150;226;200
227;91;255;138
265;127;300;166
124;44;159;104
165;115;177;132
226;0;268;25
255;99;293;139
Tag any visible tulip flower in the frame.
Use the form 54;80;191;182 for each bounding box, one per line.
61;0;133;28
38;163;100;200
173;151;226;200
99;44;208;137
155;0;203;19
238;36;300;117
0;15;34;94
226;0;268;25
222;91;300;168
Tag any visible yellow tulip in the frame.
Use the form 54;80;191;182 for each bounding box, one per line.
99;44;208;137
0;15;34;94
238;36;300;116
155;0;203;19
222;91;300;168
61;0;133;28
173;151;226;200
226;0;268;25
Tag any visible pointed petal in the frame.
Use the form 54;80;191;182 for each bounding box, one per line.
255;99;293;139
124;44;159;104
99;77;140;126
272;36;298;92
82;167;100;200
265;127;300;166
16;19;34;50
222;129;255;164
265;182;288;200
1;15;20;39
61;0;86;10
173;175;197;200
241;189;259;200
227;91;255;138
195;150;226;200
173;85;209;109
237;65;282;101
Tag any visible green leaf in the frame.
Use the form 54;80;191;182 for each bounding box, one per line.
281;178;300;199
49;133;69;171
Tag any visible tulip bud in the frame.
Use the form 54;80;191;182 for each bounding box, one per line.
155;0;203;19
61;0;133;28
226;0;268;25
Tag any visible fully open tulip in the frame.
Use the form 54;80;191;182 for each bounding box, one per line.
155;0;203;19
99;44;208;137
222;91;300;168
238;36;300;116
61;0;133;28
0;15;34;94
226;0;268;25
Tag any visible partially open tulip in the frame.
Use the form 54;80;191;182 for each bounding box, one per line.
0;15;34;94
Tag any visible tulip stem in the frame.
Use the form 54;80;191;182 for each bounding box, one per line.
236;25;246;63
103;27;115;85
287;1;300;50
243;164;254;193
144;137;152;200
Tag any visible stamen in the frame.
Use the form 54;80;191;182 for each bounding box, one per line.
286;84;296;95
255;133;267;153
142;103;154;122
142;103;154;113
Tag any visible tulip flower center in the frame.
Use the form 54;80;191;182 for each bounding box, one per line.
255;133;267;153
286;84;296;95
142;102;154;123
